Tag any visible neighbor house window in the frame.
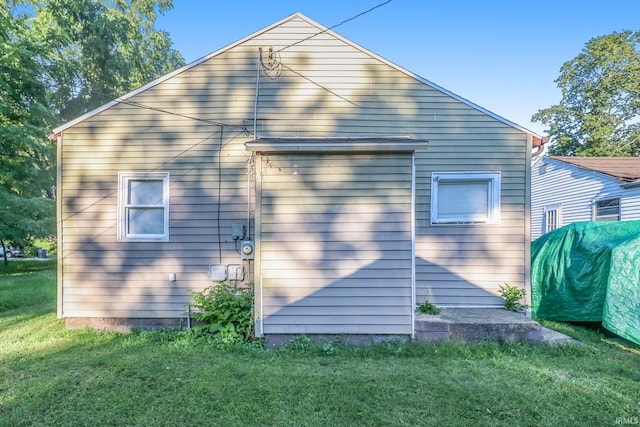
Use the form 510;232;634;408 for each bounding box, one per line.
118;172;170;241
594;198;620;221
430;172;501;224
543;204;561;233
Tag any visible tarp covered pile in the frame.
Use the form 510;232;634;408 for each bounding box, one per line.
531;221;640;345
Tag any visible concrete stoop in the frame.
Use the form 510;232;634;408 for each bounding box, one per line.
415;308;580;344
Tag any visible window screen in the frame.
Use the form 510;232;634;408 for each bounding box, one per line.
431;172;501;224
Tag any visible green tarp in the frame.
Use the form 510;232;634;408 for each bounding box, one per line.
531;221;640;345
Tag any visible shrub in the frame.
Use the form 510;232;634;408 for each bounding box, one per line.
499;283;528;312
188;282;254;342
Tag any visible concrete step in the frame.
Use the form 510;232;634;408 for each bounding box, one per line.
415;308;579;344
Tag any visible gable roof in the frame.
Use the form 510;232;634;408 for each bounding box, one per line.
52;12;541;140
549;156;640;182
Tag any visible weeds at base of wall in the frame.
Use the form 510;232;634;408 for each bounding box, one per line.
187;282;254;343
416;300;441;315
499;283;529;312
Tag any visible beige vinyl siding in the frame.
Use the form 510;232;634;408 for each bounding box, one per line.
57;13;531;323
257;153;413;335
59;117;254;318
415;134;529;307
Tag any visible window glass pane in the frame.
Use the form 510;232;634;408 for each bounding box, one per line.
128;180;163;205
438;181;489;219
545;209;557;232
596;198;620;219
118;172;169;241
127;208;165;235
430;172;500;225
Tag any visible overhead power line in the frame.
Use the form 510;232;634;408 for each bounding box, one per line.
118;99;231;128
278;62;359;106
277;0;393;53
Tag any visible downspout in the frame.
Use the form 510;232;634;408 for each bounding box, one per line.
253;48;261;142
526;135;549;315
410;152;416;338
248;48;262;238
532;135;550;157
248;157;253;238
252;48;263;336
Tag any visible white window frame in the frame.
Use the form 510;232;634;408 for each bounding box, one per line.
543;204;562;233
430;172;501;225
117;172;170;241
594;197;620;221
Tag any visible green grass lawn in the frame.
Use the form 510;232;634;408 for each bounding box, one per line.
1;262;639;426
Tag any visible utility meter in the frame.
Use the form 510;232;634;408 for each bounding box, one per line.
231;223;245;240
241;240;254;260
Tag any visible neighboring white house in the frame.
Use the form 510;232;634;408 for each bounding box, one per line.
531;156;640;240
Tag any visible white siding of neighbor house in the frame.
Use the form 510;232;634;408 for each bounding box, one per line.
57;13;531;327
621;187;640;219
531;157;640;240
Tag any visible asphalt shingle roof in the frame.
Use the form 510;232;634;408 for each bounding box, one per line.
550;156;640;182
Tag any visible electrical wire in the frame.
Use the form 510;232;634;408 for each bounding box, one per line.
2;55;204;128
53;2;393;246
60;127;245;223
258;2;396;106
90;90;247;130
277;0;392;53
59;129;215;223
260;47;282;80
63;128;248;247
115;99;234;129
216;127;223;264
9;1;393;136
0;67;242;129
278;62;359;106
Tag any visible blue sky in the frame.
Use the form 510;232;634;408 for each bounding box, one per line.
156;0;639;136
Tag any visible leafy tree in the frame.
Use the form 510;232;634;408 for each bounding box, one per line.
0;1;185;258
0;188;55;263
27;0;185;121
533;30;640;156
0;5;56;263
0;5;56;197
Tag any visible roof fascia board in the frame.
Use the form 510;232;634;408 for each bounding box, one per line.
621;179;640;189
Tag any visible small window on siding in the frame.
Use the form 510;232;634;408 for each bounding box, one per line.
595;198;620;221
544;204;561;233
430;172;501;224
118;172;170;241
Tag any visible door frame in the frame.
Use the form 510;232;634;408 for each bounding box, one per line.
246;138;427;337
